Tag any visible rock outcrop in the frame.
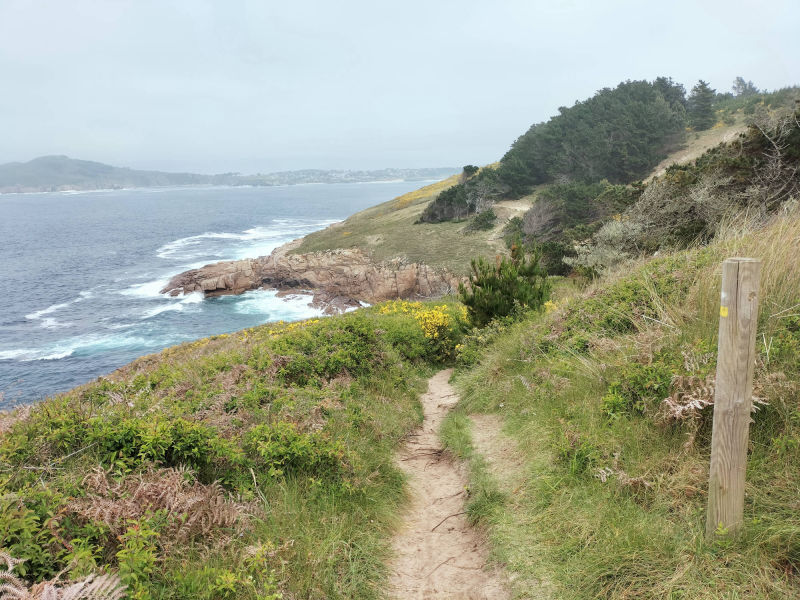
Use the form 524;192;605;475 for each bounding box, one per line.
160;240;462;313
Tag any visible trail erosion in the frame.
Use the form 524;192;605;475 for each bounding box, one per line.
388;369;509;599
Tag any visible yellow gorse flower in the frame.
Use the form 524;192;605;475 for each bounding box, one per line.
414;306;451;340
377;301;460;340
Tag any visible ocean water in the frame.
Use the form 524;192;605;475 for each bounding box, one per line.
0;181;426;407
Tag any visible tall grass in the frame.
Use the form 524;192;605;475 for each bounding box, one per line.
451;211;800;598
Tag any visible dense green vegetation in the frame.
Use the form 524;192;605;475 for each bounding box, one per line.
570;107;800;274
418;165;508;223
420;78;684;223
0;304;468;598
688;80;717;130
417;80;799;280
446;212;800;598
498;78;687;192
458;241;550;327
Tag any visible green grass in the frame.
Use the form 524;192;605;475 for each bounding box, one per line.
0;302;469;599
293;174;505;275
439;411;507;528
448;212;800;598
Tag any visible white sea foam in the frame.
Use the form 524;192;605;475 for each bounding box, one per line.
232;289;323;321
119;276;173;298
0;348;35;360
156;232;243;259
140;303;185;319
25;291;95;322
1;331;174;362
107;322;137;330
156;220;341;261
140;292;204;319
39;317;74;330
180;292;204;304
25;301;73;320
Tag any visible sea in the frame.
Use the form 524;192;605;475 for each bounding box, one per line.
0;181;427;407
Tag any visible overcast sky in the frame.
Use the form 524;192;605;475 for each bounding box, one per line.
1;0;797;174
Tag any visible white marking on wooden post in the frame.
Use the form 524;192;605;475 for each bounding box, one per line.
706;257;761;538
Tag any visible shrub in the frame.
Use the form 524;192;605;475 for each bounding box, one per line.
246;422;345;480
455;317;514;366
86;417;238;476
602;362;674;418
458;242;551;327
462;165;480;178
116;519;159;599
269;316;377;385
377;300;466;361
418;168;509;223
465;209;497;232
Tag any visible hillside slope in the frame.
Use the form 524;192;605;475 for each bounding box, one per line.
293;174;532;275
289;115;757;276
0;302;469;598
444;211;800;598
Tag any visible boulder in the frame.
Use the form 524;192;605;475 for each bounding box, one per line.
160;240;462;311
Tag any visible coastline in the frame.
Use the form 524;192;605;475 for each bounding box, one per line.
0;180;439;196
159;236;463;314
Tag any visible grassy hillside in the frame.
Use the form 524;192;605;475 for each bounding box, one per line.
293;174;532;274
444;212;800;598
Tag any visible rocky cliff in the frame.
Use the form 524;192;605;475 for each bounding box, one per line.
160;240;462;313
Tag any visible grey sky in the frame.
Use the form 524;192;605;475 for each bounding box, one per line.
1;0;797;173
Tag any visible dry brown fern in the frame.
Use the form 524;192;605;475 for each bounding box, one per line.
62;465;245;547
0;551;126;600
659;374;768;425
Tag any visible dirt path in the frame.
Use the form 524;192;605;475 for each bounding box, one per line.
388;370;509;599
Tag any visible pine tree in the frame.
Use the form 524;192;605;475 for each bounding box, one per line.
688;80;716;131
458;241;551;327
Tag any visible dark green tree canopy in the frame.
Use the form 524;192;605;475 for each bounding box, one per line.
688;80;717;131
496;78;686;195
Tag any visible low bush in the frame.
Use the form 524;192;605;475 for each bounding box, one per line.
465;209;497;232
246;422;346;480
459;242;551;327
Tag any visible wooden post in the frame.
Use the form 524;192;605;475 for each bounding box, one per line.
706;257;761;538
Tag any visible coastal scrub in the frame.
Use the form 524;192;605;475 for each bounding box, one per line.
0;301;465;599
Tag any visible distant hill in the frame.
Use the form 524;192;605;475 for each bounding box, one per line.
0;155;457;193
0;156;215;193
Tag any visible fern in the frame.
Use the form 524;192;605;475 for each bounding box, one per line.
0;551;126;600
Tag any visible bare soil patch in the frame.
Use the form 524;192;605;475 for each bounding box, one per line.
388;370;509;599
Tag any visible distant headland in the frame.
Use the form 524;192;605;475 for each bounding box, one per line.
0;155;458;194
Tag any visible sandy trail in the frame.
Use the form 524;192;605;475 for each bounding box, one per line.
388;370;509;599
